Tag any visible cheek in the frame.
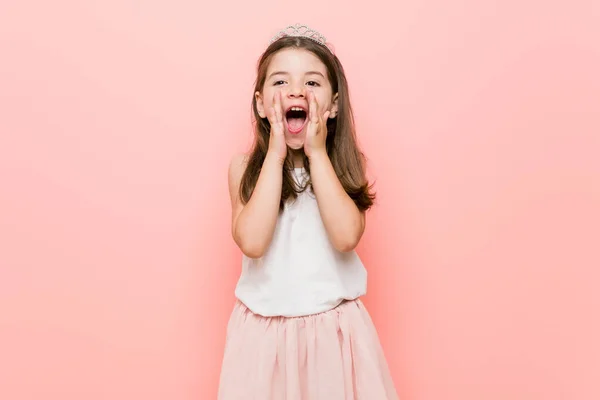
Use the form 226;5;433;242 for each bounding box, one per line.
262;88;276;107
316;89;334;109
257;89;273;116
317;96;331;111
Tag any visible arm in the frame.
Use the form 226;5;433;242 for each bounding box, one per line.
308;151;365;252
229;153;283;259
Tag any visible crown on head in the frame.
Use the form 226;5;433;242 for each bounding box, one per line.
269;23;332;53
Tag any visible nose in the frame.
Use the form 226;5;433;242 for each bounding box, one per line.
286;83;305;99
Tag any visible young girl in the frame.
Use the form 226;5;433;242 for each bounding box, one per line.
218;24;398;399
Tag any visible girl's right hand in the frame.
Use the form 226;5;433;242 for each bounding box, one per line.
266;90;287;164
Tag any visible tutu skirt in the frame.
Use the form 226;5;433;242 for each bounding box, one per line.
217;299;398;399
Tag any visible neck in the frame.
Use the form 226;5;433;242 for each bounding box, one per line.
289;149;305;168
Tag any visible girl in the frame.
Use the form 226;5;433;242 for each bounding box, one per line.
218;24;398;399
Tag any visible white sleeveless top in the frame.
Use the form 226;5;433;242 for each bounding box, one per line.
234;167;367;317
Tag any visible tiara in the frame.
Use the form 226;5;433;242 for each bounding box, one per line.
269;23;332;53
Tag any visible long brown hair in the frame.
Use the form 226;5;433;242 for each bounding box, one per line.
240;36;375;211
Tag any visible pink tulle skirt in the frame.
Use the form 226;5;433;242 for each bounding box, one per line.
217;299;398;400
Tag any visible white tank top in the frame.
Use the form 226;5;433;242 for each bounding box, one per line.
234;167;367;317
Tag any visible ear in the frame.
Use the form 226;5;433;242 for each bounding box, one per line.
329;93;339;118
255;91;267;119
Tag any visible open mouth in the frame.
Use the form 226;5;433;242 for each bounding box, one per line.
284;106;308;134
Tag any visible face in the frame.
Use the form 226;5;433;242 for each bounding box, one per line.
255;48;338;150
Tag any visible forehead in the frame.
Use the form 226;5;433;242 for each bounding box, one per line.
266;48;327;76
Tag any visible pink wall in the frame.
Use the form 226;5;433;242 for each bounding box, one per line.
1;1;599;399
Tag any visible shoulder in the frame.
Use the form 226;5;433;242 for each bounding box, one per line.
229;153;249;179
228;153;249;192
230;152;248;167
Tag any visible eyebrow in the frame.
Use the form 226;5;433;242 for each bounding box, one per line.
267;71;326;79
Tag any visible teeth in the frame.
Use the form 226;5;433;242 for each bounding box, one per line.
290;107;304;112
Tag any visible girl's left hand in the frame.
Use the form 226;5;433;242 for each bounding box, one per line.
304;90;331;159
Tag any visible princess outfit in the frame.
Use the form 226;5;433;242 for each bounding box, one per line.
218;168;398;399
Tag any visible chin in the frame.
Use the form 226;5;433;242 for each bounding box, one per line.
285;134;305;150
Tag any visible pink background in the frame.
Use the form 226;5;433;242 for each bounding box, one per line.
1;1;599;399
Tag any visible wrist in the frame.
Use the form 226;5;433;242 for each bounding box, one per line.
307;149;329;163
265;151;286;167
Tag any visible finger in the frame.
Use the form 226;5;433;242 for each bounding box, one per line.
323;110;331;121
266;106;277;126
308;90;318;123
272;90;279;119
274;90;283;123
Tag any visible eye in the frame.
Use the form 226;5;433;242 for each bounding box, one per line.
273;80;286;86
306;81;320;87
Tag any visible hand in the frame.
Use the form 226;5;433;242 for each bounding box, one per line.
266;89;287;164
304;90;330;159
